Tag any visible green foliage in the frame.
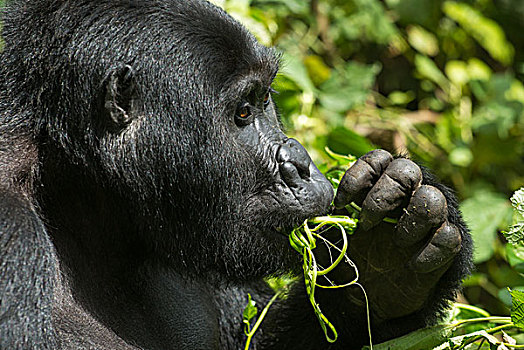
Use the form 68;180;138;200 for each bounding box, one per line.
242;291;283;350
511;289;524;330
504;188;524;247
365;302;524;349
460;190;512;263
289;215;360;343
242;293;258;327
442;2;514;65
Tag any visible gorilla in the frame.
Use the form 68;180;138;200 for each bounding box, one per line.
0;0;472;349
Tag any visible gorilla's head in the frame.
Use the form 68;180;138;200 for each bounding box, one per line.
2;0;333;280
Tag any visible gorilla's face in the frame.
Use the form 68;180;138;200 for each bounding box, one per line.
212;71;334;276
137;34;333;278
37;0;333;279
118;6;333;279
230;78;334;237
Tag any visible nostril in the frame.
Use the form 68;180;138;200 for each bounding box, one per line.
276;138;311;178
276;143;291;163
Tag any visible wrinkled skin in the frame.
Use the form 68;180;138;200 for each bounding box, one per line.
332;150;463;321
0;0;472;349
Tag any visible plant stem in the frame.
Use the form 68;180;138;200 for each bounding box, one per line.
244;291;282;350
454;303;491;317
452;316;512;328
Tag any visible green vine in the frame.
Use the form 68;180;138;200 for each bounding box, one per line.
289;215;373;347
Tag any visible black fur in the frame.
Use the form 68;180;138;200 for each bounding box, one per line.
0;1;472;349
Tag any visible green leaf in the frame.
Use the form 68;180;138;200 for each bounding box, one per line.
324;147;356;165
304;55;331;87
319;62;380;113
499;286;524;307
448;147;473;167
510;188;524;217
343;0;399;44
504;187;524;247
507;80;524;104
242;294;258;323
443;1;514;65
407;25;439;57
505;224;524;247
467;58;492;81
445;60;469;86
279;53;316;94
446;330;502;349
388;90;415;105
510;289;524;330
264;275;295;294
505;244;524;273
324;168;347;190
414;54;449;91
460;190;512;263
385;0;442;28
326;128;375;158
361;324;452;350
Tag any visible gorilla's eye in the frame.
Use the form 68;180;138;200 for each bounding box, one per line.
235;102;253;126
238;104;251;119
263;92;270;107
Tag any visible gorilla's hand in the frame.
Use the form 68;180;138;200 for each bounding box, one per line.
333;149;462;321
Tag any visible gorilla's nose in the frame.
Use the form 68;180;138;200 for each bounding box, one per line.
276;138;334;216
276;138;311;178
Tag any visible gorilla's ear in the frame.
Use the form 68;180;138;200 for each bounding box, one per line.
103;64;138;128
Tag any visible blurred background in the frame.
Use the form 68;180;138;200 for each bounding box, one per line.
209;0;524;316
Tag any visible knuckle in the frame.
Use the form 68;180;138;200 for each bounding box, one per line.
395;185;447;247
335;159;377;207
411;222;461;273
345;159;375;184
337;161;371;192
409;185;448;226
412;243;442;272
367;175;406;209
385;158;422;190
432;222;462;253
360;149;393;176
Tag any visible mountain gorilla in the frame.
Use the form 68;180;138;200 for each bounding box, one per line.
0;0;472;349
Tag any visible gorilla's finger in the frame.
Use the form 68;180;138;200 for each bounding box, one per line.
359;158;422;230
395;185;447;247
334;149;393;209
411;221;462;273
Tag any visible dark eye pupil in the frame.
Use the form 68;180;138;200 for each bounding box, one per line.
239;106;250;118
263;92;270;105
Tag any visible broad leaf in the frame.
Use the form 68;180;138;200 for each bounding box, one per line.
510;289;524;330
460;190;512;263
242;294;258;323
